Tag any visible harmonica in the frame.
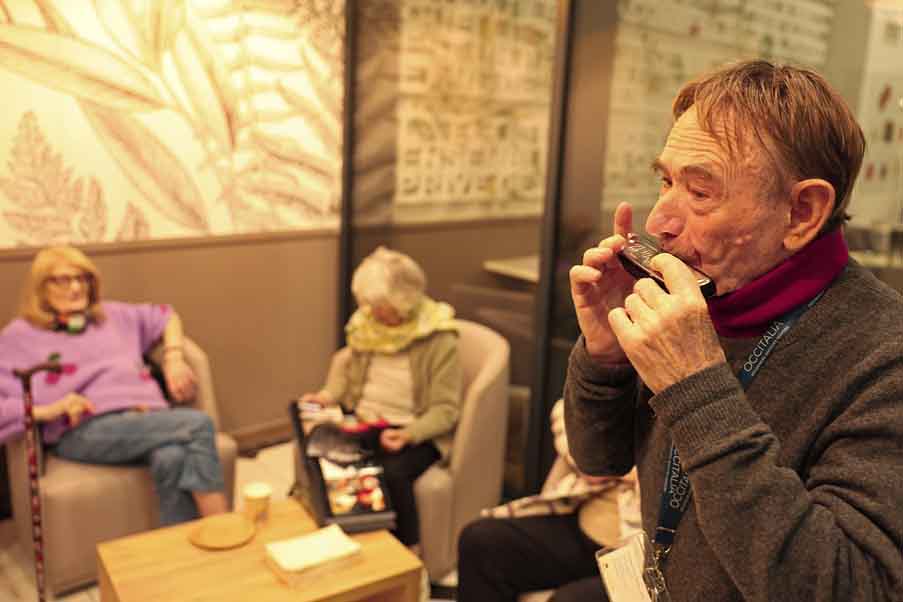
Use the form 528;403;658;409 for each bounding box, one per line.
617;233;716;298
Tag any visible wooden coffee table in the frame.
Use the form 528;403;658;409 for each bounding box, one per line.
96;498;423;602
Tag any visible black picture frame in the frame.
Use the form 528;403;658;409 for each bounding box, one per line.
288;402;396;534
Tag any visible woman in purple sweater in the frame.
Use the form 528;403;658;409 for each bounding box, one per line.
0;246;227;524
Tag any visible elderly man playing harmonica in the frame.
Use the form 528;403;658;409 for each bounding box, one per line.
566;60;903;602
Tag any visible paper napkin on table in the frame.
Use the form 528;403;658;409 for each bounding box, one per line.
265;524;361;573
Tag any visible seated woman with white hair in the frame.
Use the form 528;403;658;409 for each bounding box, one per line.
300;246;462;550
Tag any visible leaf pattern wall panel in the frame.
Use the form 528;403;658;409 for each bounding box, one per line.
0;0;345;250
849;7;903;224
394;0;556;224
352;0;402;226
209;0;345;232
0;1;154;247
604;0;836;217
0;111;110;246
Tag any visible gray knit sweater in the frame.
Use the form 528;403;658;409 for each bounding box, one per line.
565;261;903;601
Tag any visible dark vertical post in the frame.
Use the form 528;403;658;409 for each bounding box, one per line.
526;0;620;493
0;447;10;520
525;0;575;494
337;1;359;347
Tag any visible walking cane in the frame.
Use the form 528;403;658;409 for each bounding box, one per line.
13;358;61;602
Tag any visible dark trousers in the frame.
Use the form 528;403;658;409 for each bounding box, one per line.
457;515;609;602
359;428;440;545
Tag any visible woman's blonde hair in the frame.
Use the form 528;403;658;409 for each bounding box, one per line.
351;246;426;318
20;246;105;329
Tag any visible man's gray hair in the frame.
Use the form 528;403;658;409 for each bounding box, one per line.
351;246;426;317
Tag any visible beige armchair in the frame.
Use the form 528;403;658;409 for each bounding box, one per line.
415;319;510;581
5;337;237;596
294;319;510;582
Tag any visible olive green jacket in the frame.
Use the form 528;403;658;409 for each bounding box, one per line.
324;331;461;461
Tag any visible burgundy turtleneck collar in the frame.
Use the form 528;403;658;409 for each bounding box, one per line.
707;228;849;338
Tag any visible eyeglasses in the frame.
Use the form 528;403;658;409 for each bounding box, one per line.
45;273;93;289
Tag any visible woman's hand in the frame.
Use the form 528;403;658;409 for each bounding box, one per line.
34;393;95;426
380;428;410;453
163;356;197;403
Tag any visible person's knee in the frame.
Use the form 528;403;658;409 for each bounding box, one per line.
380;449;435;482
458;517;509;561
149;444;187;482
380;457;406;482
184;410;215;436
379;453;421;487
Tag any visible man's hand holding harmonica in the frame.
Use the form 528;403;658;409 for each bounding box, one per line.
569;202;635;365
608;253;725;394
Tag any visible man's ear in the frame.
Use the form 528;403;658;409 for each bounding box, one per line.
784;179;835;252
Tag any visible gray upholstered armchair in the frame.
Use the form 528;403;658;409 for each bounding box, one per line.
4;337;237;596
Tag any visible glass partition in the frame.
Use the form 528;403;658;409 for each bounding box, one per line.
342;0;903;496
348;0;560;498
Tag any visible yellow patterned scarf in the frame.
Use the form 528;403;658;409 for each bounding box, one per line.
346;297;457;354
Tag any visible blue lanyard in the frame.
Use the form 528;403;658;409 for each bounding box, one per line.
653;289;827;562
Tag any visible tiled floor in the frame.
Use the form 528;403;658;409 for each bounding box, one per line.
0;442;453;601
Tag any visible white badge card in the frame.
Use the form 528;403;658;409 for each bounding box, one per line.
596;531;671;602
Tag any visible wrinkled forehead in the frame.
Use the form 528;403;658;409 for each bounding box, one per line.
665;108;774;187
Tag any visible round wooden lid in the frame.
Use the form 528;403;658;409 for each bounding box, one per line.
188;513;256;550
